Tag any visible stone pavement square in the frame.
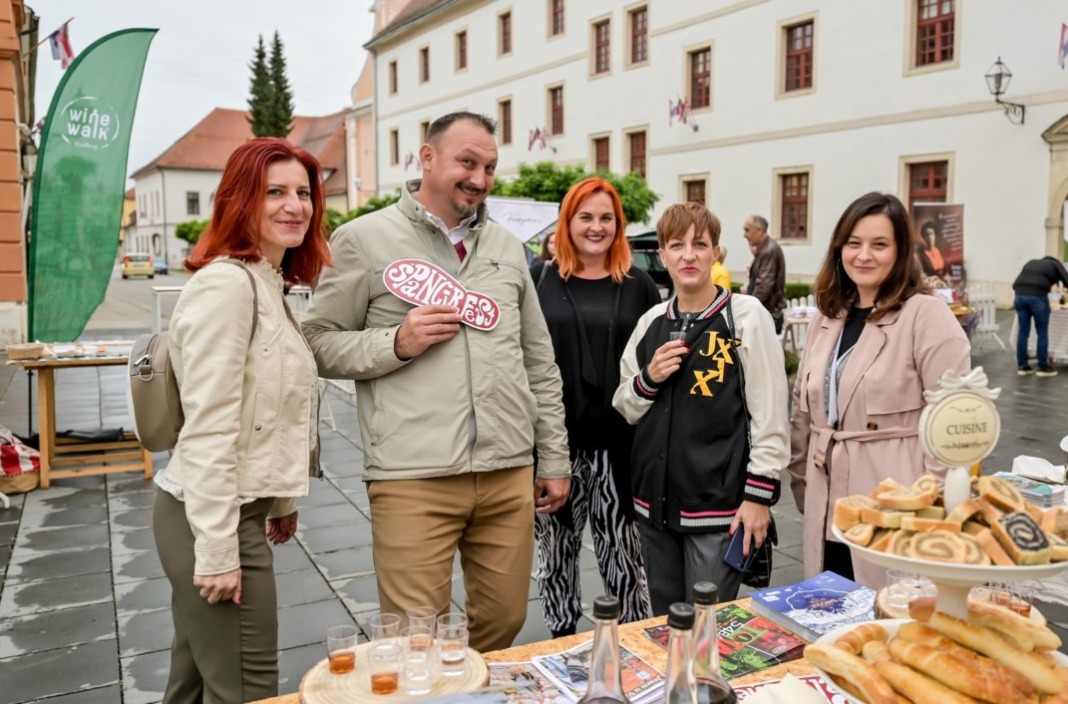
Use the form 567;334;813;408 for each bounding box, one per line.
1;309;1068;702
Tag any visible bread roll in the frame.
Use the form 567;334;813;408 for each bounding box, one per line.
869;477;909;500
805;643;899;704
873;660;983;704
975;526;1016;566
961;520;985;536
968;600;1062;651
1042;507;1068;539
916;505;947;519
906;608;1062;695
900;515;962;533
1048;532;1068;562
861;640;891;663
888;530;914;556
861;506;911;529
877;488;936;511
834;495;879;531
833;623;889;654
870;528;894;552
991;511;1052;565
908;530;969;563
888;638;1031;703
979;475;1025;512
956;531;992;565
843;522;875;547
977;497;1005;525
895;620;1037;696
911;473;941;500
946;498;982;524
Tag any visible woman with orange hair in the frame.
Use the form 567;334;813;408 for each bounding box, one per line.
530;177;660;637
153;137;331;702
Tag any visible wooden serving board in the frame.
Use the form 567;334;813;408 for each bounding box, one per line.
299;643;488;704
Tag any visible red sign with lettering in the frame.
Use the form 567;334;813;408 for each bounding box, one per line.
383;259;500;331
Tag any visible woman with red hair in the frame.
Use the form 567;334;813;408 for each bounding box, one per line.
530;177;660;637
152;137;331;703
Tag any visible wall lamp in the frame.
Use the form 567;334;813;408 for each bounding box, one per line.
985;57;1025;125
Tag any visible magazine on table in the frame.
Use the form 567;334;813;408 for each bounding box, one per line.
488;661;570;704
748;570;876;642
642;603;805;680
732;673;837;700
529;638;664;704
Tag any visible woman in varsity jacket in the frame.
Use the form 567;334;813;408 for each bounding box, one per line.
613;202;790;613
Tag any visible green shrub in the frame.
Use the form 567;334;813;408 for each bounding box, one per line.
785;283;812;301
784;348;800;377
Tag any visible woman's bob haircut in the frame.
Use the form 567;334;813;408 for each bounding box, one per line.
185;137;331;285
814;191;927;321
553;177;632;283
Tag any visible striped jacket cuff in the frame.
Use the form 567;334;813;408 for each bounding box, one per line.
744;473;781;506
633;367;660;399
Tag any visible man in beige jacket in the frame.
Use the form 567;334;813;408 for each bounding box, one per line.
302;112;570;651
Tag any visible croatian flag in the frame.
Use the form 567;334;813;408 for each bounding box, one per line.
1060;23;1068;69
48;22;74;69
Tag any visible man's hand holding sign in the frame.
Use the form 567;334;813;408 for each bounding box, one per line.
394;304;462;360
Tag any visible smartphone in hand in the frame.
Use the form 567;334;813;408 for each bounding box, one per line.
723;529;757;573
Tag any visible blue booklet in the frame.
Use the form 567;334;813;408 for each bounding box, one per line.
748;570;877;642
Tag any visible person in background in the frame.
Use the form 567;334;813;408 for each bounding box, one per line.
536;231;556;263
1012;256;1068;377
530;177;660;637
743;215;787;333
787;192;970;589
153;138;331;703
613;202;789;613
915;220;946;279
301;112;570;652
711;243;732;291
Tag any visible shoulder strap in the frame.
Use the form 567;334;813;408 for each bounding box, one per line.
535;260;551;292
212;259;259;342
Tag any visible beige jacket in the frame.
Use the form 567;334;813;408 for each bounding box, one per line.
163;258;319;575
787;294;971;588
302;182;570;480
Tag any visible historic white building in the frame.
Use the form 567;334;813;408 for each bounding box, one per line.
363;0;1068;299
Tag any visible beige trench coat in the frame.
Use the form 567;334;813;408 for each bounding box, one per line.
787;294;971;588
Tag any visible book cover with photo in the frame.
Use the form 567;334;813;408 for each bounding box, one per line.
642;603;805;679
488;661;570;704
530;639;664;704
748;570;876;642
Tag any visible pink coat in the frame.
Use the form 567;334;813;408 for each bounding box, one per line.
787;294;971;588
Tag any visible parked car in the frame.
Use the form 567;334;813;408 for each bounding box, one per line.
121;253;155;279
627;230;672;297
152;257;168;276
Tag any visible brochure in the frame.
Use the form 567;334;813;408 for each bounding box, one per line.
530;638;664;704
748;570;876;642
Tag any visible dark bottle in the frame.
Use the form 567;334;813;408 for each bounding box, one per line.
577;595;631;704
693;582;738;704
661;603;697;704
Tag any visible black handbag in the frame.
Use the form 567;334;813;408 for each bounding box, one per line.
742;517;777;588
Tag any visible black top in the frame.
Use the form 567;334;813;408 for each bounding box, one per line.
566;275;616;399
1013;257;1068;296
530;260;661;522
838;306;872;359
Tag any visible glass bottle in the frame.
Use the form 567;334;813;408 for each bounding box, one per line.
692;582;737;704
578;595;631;704
661;602;697;704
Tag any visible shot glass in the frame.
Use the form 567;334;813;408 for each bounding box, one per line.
401;628;436;696
668;331;687;343
369;613;401;641
436;612;468;632
406;605;438;637
368;639;402;695
886;569;923;611
438;624;469;677
325;625;357;675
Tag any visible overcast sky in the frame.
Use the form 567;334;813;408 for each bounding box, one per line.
32;1;376;178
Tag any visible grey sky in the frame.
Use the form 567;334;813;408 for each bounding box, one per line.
32;1;375;178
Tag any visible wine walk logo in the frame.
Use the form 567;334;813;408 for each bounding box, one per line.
58;96;120;151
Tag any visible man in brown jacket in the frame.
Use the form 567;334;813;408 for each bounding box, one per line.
744;215;787;333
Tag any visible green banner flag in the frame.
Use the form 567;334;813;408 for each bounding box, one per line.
29;28;157;341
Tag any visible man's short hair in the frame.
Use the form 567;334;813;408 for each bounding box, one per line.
656;202;722;248
426;112;497;143
749;215;768;232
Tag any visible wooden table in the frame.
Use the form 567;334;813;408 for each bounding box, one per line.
251;599;817;704
6;355;154;488
782;317;812;356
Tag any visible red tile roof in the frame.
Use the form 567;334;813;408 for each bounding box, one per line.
366;0;452;48
131;108;348;195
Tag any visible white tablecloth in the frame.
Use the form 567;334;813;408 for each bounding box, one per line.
1009;308;1068;365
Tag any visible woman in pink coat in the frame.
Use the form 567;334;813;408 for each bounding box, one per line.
787;192;971;589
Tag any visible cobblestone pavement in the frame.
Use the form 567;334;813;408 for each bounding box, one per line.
0;309;1066;702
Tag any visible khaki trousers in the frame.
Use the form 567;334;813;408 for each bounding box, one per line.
153;490;279;704
368;466;535;652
